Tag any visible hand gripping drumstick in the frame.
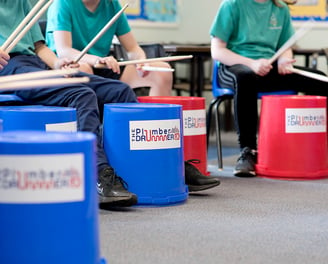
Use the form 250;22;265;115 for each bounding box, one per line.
268;19;314;65
93;55;194;68
4;0;54;53
73;3;129;63
270;19;326;82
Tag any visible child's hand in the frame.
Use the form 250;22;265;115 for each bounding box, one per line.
277;57;296;75
136;63;150;78
0;49;10;70
251;59;272;76
98;56;120;73
54;58;79;70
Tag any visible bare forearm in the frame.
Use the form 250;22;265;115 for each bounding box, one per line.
211;36;254;67
57;47;100;65
35;42;59;69
126;46;146;61
35;42;78;70
278;48;293;60
118;32;146;61
211;46;254;67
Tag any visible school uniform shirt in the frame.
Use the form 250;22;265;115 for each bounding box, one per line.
46;0;131;57
0;0;44;55
210;0;295;60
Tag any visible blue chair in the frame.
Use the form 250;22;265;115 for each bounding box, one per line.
0;94;27;106
207;60;296;170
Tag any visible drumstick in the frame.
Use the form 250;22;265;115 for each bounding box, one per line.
1;0;46;51
94;55;193;68
288;67;328;83
5;0;54;53
141;66;175;72
74;3;129;63
269;19;314;65
0;68;79;83
0;77;90;91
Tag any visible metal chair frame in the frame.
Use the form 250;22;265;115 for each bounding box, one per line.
207;60;297;170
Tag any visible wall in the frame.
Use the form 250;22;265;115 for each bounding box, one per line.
129;0;220;44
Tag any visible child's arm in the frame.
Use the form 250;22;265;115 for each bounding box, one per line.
34;41;77;69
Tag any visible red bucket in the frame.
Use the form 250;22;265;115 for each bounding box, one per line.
256;95;328;180
138;96;208;175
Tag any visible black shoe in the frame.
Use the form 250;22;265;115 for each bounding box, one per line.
133;86;150;96
233;147;257;177
184;159;220;192
97;166;138;207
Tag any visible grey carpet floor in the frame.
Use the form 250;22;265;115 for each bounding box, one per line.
99;133;328;264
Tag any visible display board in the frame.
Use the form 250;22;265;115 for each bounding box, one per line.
120;0;178;26
290;0;328;22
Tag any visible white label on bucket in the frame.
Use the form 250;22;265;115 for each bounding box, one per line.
130;119;181;150
285;108;326;133
183;109;206;136
46;121;77;132
0;154;84;203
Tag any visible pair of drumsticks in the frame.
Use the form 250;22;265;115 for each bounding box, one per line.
0;0;89;91
268;18;328;82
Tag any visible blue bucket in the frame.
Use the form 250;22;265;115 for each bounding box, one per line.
103;103;188;206
0;105;77;131
0;131;106;264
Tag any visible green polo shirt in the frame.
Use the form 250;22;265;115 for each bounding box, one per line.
210;0;294;59
46;0;131;56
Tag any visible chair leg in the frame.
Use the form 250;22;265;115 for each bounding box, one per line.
207;97;227;170
213;99;224;170
206;98;217;149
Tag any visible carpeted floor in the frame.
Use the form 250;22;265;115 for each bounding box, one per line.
98;132;328;264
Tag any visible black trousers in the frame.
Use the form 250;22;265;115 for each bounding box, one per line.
218;63;328;150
